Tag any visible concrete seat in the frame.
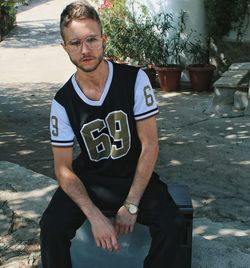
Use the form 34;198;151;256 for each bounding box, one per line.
71;219;150;268
70;185;193;268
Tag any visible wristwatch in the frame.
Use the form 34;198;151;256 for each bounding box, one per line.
123;201;139;215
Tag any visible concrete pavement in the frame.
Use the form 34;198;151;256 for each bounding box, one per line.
0;0;250;267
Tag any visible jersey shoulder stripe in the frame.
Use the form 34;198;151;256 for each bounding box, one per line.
51;139;74;147
134;107;159;120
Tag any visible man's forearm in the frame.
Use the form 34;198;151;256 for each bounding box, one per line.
125;142;159;205
55;167;100;220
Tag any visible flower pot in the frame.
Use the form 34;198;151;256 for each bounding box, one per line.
155;65;182;92
187;64;216;91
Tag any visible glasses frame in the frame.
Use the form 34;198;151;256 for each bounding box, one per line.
65;35;103;53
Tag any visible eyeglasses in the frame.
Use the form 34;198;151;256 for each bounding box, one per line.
66;35;103;52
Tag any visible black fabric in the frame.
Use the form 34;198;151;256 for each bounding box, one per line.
54;63;141;182
40;176;181;268
41;63;181;267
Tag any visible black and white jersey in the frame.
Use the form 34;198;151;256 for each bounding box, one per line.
50;61;158;182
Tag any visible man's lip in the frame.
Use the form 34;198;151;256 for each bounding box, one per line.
80;57;95;62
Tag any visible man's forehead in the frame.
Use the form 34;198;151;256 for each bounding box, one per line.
63;19;101;39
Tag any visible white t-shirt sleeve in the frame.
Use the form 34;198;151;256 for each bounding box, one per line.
134;69;159;120
50;99;75;147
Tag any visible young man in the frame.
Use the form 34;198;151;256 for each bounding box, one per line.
40;1;181;267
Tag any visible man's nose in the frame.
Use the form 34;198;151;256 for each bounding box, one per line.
80;41;91;53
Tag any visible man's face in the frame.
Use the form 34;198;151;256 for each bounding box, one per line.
62;19;105;73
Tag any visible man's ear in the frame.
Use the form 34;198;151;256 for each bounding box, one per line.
102;33;108;48
61;41;67;52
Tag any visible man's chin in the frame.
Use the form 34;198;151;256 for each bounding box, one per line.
77;58;103;73
80;65;99;72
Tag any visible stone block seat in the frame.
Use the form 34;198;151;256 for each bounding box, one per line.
70;184;193;268
207;62;250;117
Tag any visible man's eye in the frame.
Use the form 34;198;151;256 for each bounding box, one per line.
70;40;81;46
86;37;97;43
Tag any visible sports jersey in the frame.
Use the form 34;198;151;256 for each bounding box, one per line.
50;61;158;183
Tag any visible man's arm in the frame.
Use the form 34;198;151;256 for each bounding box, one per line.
52;146;119;252
115;115;159;234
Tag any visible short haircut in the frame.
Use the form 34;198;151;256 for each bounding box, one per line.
60;1;102;40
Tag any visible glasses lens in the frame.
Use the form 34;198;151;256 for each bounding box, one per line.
67;36;102;52
86;36;102;49
67;40;81;52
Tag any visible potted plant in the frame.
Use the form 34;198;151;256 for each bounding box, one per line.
125;4;160;87
153;11;193;91
187;39;216;91
97;0;130;63
99;0;159;85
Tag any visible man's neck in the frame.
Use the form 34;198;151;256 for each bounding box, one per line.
75;60;109;101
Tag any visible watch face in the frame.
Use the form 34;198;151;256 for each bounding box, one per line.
129;204;138;214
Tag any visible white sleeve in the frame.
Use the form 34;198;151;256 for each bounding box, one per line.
134;69;159;121
50;99;75;147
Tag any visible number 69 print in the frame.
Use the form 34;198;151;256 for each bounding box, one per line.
81;110;131;162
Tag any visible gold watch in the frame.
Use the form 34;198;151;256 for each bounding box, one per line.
123;201;139;215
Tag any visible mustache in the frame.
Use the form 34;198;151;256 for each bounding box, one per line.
79;55;96;61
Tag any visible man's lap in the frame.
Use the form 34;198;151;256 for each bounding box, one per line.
40;173;177;230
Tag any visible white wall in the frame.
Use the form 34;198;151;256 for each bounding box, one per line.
142;0;250;43
143;0;207;43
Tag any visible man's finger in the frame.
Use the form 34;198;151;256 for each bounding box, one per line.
114;222;120;235
119;225;126;235
129;224;134;233
111;236;120;252
105;239;112;251
124;224;130;234
100;239;107;250
95;238;101;248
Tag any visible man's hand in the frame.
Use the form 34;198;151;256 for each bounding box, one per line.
114;206;137;235
89;209;120;252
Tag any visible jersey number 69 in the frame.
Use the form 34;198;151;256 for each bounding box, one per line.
80;110;131;162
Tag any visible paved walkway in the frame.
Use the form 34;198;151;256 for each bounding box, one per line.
0;0;250;267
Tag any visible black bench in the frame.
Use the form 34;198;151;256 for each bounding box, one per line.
168;185;193;268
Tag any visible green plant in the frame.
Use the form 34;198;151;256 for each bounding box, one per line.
0;0;25;39
187;37;209;64
122;3;165;65
204;0;250;41
0;0;25;14
96;0;131;61
97;1;194;67
152;10;194;67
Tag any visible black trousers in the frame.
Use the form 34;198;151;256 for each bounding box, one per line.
40;174;182;268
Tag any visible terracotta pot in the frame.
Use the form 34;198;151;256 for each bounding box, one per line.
155;65;182;91
187;64;216;91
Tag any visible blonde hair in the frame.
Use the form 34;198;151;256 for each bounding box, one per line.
60;1;102;40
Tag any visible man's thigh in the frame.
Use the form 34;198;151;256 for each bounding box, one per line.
40;187;85;232
137;177;178;227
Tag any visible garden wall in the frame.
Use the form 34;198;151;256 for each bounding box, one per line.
211;41;250;74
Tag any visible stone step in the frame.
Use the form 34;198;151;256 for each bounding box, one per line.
229;62;250;72
234;90;249;110
221;69;249;77
214;70;248;88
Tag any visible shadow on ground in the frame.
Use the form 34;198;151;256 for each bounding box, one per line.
0;83;59;177
1;20;61;49
0;85;250;267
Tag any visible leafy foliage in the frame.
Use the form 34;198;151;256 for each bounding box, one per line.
0;1;24;39
0;0;25;13
97;0;194;66
204;0;250;41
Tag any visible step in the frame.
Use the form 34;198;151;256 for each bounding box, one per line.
214;70;248;88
